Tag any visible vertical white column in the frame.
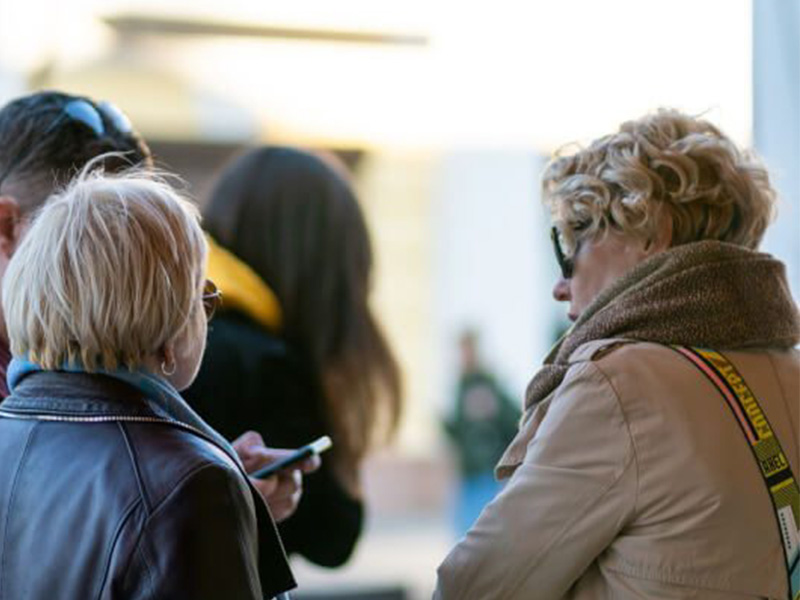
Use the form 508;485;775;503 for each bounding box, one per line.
357;151;438;452
753;0;800;299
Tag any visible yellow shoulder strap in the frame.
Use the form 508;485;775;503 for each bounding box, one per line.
674;346;799;600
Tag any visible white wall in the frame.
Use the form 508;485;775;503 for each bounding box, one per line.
432;151;563;412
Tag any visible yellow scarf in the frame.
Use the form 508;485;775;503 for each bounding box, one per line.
205;234;282;332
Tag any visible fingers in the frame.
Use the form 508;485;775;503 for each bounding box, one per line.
261;468;303;523
298;454;322;474
233;431;267;472
231;432;323;522
249;474;279;500
274;467;302;501
233;431;275;473
237;447;273;474
232;432;324;476
232;430;265;453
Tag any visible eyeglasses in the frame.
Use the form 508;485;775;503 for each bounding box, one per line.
0;98;134;189
550;226;582;280
202;280;223;322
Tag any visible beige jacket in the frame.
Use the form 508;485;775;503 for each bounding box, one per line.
435;339;799;599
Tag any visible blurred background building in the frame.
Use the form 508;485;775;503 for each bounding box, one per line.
0;1;797;597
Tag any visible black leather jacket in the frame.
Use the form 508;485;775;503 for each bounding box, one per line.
0;371;296;599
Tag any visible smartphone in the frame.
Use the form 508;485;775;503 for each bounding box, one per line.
251;435;333;479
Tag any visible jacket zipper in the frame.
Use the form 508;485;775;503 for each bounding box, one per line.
0;410;258;493
0;410;208;439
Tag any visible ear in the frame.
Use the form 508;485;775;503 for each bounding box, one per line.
160;341;175;366
0;196;22;259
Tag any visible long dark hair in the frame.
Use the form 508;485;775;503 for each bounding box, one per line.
204;146;402;489
0;91;151;211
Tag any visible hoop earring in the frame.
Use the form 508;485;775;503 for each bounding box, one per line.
161;360;176;376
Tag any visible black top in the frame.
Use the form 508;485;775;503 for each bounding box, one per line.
0;371;295;599
183;310;364;567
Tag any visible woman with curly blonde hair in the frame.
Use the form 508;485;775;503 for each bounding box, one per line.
435;110;799;599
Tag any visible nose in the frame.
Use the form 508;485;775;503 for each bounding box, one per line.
552;277;571;302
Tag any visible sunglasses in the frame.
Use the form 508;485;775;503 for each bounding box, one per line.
0;98;134;189
202;280;223;322
550;226;585;280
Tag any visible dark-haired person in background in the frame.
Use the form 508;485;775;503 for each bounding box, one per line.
0;90;317;525
183;146;403;567
0;91;151;395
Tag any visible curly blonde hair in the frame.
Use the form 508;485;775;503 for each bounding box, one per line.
542;109;777;252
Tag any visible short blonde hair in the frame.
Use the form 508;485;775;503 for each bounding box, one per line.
542;109;777;251
2;165;207;371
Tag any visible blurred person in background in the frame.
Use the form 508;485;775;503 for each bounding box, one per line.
435;109;799;599
443;329;520;537
183;146;403;567
0;90;316;524
0;168;295;598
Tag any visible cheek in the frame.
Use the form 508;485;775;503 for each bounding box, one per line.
569;252;621;309
188;309;208;359
572;239;648;308
571;266;604;308
177;309;206;362
171;310;207;391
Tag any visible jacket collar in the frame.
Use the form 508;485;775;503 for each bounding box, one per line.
0;371;156;418
5;358;242;466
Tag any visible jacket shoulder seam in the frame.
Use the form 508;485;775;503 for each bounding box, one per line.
147;461;240;522
95;497;143;600
117;422;153;515
123;462;238;592
133;539;157;597
568;338;639;364
586;361;641;518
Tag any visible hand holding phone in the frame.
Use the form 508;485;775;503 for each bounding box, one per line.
251;435;333;480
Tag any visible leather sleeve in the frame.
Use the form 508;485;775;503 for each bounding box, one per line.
124;462;264;599
434;361;638;599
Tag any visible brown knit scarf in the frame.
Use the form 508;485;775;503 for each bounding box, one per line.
527;239;800;408
498;240;800;475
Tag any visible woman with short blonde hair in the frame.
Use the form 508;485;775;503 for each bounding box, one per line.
4;170;206;377
436;110;799;599
0;167;295;599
